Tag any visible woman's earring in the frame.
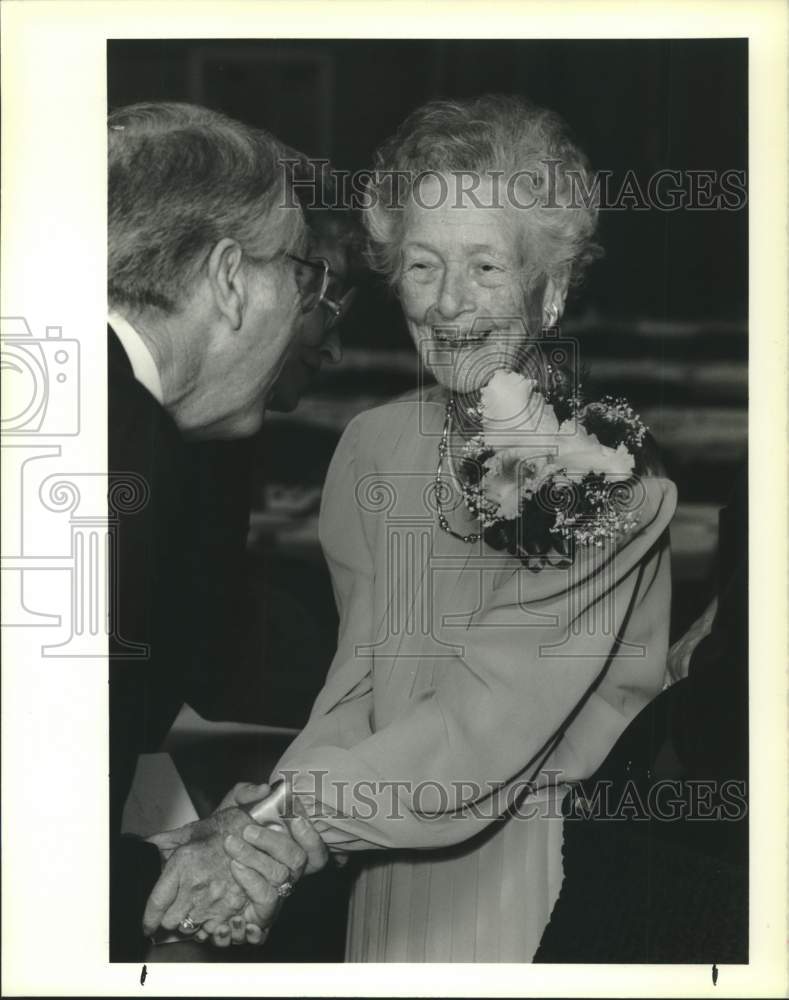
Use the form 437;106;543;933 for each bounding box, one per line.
542;305;559;331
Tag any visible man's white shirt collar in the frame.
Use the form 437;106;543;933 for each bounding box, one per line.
109;311;164;405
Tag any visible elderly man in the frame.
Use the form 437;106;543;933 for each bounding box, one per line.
108;102;343;960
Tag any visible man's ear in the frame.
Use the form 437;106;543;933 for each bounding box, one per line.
206;238;246;331
541;273;570;327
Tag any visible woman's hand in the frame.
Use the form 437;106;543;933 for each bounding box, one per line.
194;789;330;947
217;780;272;813
666;597;718;684
193;825;303;947
217;781;329;874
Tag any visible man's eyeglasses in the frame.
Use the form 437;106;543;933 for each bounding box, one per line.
287;254;356;329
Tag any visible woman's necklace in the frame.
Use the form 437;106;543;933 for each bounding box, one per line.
435;397;482;545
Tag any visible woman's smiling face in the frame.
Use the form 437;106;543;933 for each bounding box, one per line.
397;174;545;396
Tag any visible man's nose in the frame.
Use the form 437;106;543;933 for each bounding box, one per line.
435;265;474;320
320;327;342;365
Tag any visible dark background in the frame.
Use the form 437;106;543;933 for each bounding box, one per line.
110;38;747;965
109;38;748;728
109;38;747;325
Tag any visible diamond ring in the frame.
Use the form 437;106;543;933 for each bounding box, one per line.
276;880;295;899
179;916;199;933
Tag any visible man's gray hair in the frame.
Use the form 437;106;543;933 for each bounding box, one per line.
108;102;304;314
364;94;602;292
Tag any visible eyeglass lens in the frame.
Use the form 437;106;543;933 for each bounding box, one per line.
290;255;328;313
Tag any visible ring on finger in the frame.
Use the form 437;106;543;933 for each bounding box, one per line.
179;915;200;933
276;880;295;899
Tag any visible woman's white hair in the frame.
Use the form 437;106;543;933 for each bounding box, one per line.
364;94;602;292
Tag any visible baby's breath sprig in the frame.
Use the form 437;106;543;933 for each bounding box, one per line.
581;396;648;451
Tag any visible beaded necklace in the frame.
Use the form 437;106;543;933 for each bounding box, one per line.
434;398;482;545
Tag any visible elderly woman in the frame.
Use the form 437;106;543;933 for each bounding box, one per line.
241;95;677;962
193;94;676;961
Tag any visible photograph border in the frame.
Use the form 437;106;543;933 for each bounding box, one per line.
1;1;786;996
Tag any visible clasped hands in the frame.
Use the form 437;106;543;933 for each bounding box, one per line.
143;783;328;948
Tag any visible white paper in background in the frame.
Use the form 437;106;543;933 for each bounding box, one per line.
166;702;298;742
120;752;198;838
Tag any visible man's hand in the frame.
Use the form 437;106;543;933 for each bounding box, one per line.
142;806;256;938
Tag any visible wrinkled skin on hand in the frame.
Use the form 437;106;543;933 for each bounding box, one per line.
143;807;264;937
144;785;331;947
194;782;332;947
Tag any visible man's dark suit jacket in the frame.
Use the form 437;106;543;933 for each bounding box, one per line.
108;327;257;960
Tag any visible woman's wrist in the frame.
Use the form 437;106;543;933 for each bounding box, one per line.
240;780;293;827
